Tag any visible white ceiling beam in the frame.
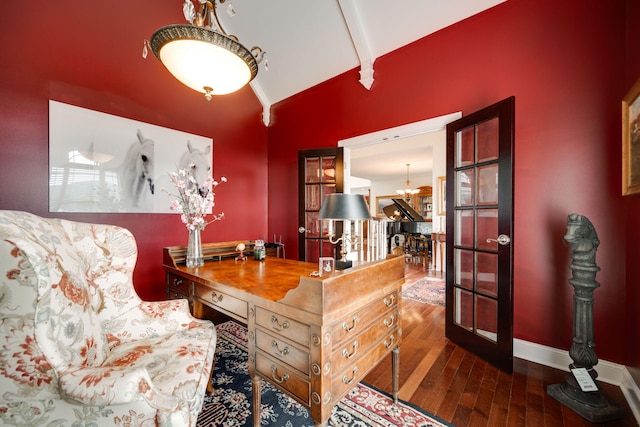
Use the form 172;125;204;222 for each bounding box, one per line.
250;81;271;127
338;0;375;90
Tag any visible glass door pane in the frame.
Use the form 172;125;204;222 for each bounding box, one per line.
452;123;501;342
299;150;342;262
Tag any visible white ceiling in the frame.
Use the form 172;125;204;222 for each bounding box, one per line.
214;0;505;181
349;130;444;184
219;0;505;107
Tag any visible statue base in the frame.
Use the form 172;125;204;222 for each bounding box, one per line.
547;373;624;423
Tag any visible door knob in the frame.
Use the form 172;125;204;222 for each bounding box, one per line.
486;234;511;245
298;227;307;234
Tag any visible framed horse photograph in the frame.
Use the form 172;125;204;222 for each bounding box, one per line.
48;100;213;213
622;77;640;196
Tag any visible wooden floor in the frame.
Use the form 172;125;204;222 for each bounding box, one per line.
364;262;638;427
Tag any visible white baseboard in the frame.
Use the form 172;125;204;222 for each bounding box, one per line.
514;339;623;385
514;339;640;424
621;368;640;424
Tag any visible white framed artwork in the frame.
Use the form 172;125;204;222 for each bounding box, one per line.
49;100;213;213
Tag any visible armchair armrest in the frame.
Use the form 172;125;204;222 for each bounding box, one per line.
57;365;181;411
105;299;213;346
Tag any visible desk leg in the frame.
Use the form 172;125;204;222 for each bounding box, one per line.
431;241;437;270
252;376;261;427
192;299;204;318
392;347;400;405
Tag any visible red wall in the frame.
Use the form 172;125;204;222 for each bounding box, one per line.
268;0;632;364
625;0;640;372
0;2;268;301
1;0;636;367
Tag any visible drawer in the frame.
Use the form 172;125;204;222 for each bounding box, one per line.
193;283;248;320
331;330;397;401
255;329;309;375
329;290;398;345
255;307;310;347
330;310;398;374
255;352;310;405
166;274;192;299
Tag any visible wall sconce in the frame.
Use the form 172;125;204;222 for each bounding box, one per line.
318;193;371;270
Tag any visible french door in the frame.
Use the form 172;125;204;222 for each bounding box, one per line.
298;148;344;263
445;97;515;373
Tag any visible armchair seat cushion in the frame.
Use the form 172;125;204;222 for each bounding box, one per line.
102;323;216;405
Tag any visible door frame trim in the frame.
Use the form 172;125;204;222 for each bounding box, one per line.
338;112;462;149
337;112;461;199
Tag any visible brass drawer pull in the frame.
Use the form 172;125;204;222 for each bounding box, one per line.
342;341;359;359
271;340;290;356
173;278;183;286
383;295;395;307
342;316;358;333
210;292;224;303
342;366;358;385
270;366;289;384
383;314;395;328
384;334;396;349
271;315;290;331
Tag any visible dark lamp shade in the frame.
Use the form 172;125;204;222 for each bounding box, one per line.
318;194;372;220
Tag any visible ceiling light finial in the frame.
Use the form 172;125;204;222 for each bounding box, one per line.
147;0;267;100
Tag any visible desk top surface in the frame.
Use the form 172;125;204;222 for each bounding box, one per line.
164;246;405;315
171;257;319;301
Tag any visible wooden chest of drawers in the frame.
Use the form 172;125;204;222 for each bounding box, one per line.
163;242;404;427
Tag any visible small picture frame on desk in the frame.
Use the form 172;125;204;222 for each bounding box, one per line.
318;257;335;276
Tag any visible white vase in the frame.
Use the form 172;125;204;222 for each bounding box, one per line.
186;228;204;267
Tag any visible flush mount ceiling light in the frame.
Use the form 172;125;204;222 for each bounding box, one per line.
144;0;267;100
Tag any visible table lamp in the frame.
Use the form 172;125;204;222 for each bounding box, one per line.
318;193;372;270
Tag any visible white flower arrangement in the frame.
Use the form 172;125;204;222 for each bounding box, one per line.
166;164;226;231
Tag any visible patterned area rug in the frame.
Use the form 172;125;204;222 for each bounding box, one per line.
197;321;454;427
401;278;446;306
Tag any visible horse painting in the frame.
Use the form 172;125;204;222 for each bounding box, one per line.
178;141;211;197
118;129;155;210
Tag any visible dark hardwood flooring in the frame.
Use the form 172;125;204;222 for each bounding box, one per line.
364;261;638;427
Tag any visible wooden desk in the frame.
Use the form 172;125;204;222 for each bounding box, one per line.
163;242;404;427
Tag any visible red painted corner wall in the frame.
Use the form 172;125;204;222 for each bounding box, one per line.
268;0;632;364
0;2;269;301
624;0;640;371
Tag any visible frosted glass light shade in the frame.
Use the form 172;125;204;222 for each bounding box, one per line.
150;25;258;96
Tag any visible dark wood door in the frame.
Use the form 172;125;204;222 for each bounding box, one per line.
298;148;344;262
445;97;515;372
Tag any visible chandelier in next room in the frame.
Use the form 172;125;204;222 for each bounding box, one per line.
397;163;420;202
144;0;268;100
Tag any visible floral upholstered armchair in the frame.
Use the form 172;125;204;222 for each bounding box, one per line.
0;211;216;426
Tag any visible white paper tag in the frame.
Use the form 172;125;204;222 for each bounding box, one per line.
571;368;598;392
